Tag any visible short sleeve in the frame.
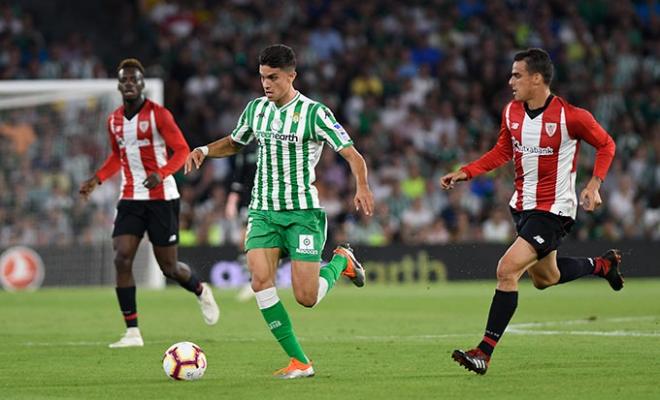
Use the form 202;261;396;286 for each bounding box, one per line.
230;101;255;145
314;105;353;151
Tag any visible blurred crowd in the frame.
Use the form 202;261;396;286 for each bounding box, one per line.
0;0;658;248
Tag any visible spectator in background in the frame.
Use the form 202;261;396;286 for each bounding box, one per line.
482;209;512;243
0;1;657;247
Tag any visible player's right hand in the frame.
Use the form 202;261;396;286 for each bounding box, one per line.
440;170;468;190
184;147;207;174
79;176;100;200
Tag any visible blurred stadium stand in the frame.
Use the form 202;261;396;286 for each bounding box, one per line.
0;0;657;254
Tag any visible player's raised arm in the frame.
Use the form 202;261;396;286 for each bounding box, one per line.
184;136;243;174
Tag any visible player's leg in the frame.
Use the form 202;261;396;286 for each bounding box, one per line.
113;234;142;329
527;250;616;288
148;199;219;325
109;200;148;348
545;250;623;290
284;209;364;307
527;213;623;290
290;261;320;307
152;245;219;325
246;210;313;378
527;250;560;289
452;237;537;374
249;248;314;378
484;237;537;346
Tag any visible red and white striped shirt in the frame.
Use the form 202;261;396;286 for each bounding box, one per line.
461;96;615;219
95;99;189;200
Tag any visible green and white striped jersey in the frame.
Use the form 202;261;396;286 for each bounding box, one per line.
230;91;353;210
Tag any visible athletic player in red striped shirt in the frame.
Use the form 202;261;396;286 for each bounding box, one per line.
79;59;219;348
440;48;624;374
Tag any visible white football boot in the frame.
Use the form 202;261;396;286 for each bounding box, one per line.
108;327;144;348
197;283;220;325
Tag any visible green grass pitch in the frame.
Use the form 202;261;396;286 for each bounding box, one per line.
1;280;659;399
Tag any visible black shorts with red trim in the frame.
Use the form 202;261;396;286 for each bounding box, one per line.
510;208;574;259
113;199;180;246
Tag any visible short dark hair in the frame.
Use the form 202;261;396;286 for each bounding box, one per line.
258;44;296;70
513;48;553;85
117;58;145;74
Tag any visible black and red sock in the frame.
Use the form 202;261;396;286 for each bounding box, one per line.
557;257;595;283
477;289;518;357
115;286;138;328
180;273;203;296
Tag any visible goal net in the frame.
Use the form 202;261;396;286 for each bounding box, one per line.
0;79;166;288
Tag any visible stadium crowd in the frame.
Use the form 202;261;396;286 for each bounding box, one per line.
0;0;658;248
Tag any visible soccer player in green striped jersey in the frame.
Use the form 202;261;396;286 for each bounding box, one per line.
185;44;374;379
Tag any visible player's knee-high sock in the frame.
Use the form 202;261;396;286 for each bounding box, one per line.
316;253;347;304
255;287;309;364
115;286;138;328
477;290;518;356
175;262;203;296
557;257;595;284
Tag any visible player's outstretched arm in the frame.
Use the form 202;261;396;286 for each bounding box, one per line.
184;136;243;174
439;170;468;190
339;146;374;216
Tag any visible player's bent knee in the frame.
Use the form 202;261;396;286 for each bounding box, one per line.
114;254;133;271
295;293;317;308
532;279;550;290
496;259;518;283
531;276;554;290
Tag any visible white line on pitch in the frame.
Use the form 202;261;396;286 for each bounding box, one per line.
509;315;657;329
508;329;660;337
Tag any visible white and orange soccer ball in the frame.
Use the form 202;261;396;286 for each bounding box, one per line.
162;342;207;381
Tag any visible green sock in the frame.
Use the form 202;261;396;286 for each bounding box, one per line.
258;295;308;364
319;253;347;291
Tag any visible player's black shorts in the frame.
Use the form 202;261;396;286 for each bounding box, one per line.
113;199;180;246
510;208;574;259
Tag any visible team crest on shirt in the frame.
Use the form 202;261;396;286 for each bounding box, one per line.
545;123;557;137
139;121;149;132
511;122;519;129
292;112;300;123
114;125;122;133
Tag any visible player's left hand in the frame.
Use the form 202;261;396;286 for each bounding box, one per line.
579;182;602;212
354;184;374;216
143;172;162;189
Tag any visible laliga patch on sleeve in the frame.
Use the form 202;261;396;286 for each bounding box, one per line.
333;123;350;141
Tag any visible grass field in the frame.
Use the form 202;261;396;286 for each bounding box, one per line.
1;279;659;399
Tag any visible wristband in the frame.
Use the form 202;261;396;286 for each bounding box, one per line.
198;146;209;156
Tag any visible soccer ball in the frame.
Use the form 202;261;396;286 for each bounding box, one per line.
162;342;207;381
